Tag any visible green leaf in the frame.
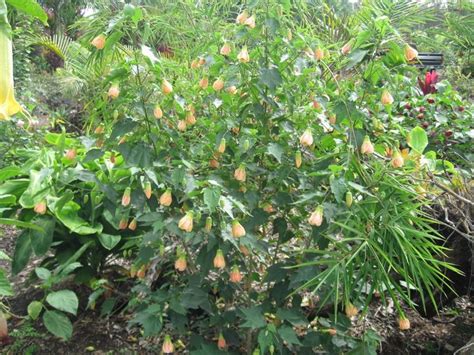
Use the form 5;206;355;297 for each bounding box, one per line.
0;218;44;231
0;194;16;206
27;301;43;320
278;325;301;345
131;307;163;337
12;230;32;275
98;234;121;250
117;142;153;168
240;306;266;329
0;166;21;183
30;218;55;256
83;149;104;162
276;308;308;326
46;290;79;315
5;0;48;25
346;49;368;69
43;310;73;340
0;268;13;296
203;187;221;212
408;126;428;154
330;177;347;203
267;143;284;163
48;197;103;235
259;68;282;90
19;169;51;208
0;250;10;261
258;326;276;355
35;267;51;280
110;118;138;140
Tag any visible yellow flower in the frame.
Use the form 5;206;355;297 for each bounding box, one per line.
0;22;21;120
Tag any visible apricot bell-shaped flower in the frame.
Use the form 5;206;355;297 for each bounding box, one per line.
308;205;324;227
381;90;394;105
299;129;313;147
404;45;418;62
178;211;194;232
391;151;404;168
0;12;21;120
360;135;374;155
231;220;246;238
237;46;250;63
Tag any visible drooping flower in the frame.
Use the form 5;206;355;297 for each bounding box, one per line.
65;148;77;160
162;335;174;354
237;46;250;63
226;85;237;95
360;136;374;155
217;333;227;350
91;34;106;50
177;120;187;131
234;164;246;182
244;15;256;28
398;317;410;330
159;189;173;206
161;79;173;95
144;181;152;199
213;78;224;91
232;220;246;238
34;200;47;215
178;212;194;232
119;218;128;230
341;41;352;55
220;42;231;56
128;218;137;231
108;84;120;99
381;90;394;105
209;159;219;168
229;265;243;283
190;59;200;69
345;303;358;318
236;10;249;24
217;138;226;153
299;129;313;147
391;151;404;168
199;77;209;89
295;151;302;168
175;254;187;272
314;47;324;61
404;45;418;62
308;206;324;227
213;249;226;269
122;187;131;207
186;111;196;125
153;105;163;119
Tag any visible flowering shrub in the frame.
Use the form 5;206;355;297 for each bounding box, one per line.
1;2;472;353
